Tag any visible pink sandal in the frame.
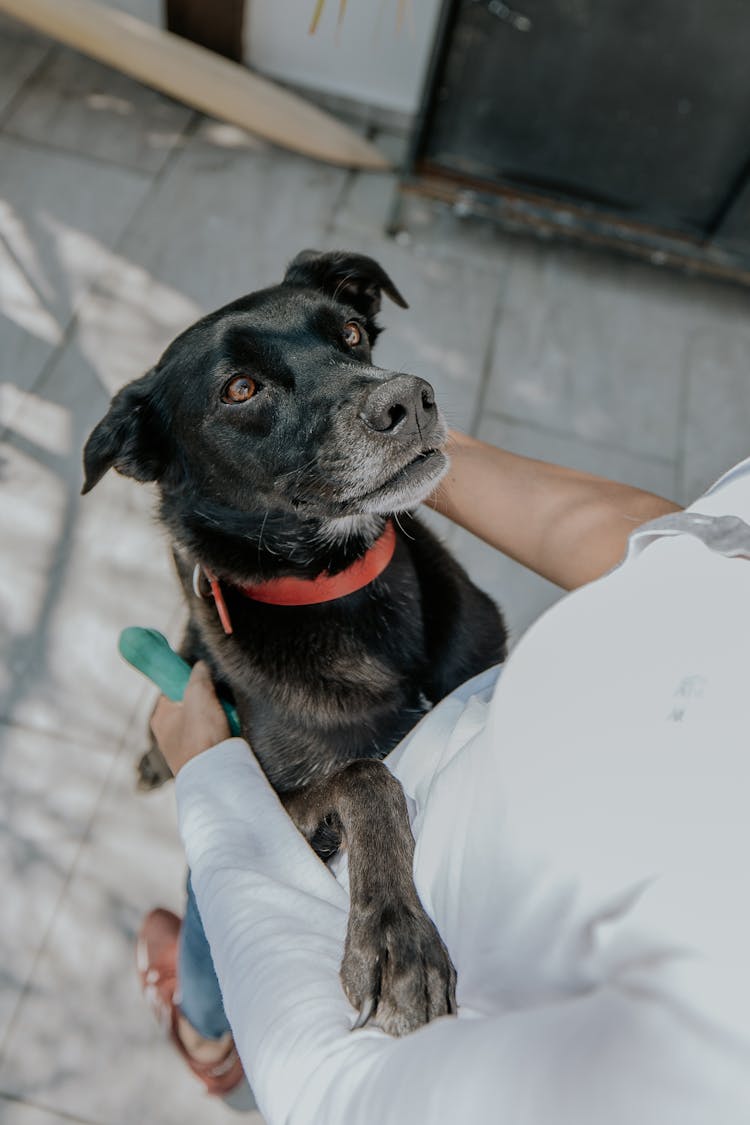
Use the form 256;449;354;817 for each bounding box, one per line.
136;908;245;1097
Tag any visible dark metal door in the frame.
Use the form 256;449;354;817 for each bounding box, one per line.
408;0;750;282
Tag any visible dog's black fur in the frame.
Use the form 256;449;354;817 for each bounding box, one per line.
83;250;507;1035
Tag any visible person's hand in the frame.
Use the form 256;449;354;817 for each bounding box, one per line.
150;661;231;776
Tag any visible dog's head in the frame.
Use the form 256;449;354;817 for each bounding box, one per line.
82;250;448;564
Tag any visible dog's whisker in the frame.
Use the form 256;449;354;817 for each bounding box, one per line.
194;507;221;527
332;270;357;303
258;510;269;564
276;455;319;482
427;486;452;516
393;512;415;541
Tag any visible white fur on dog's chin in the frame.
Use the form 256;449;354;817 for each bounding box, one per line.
355;451;450;516
316;513;384;546
317;473;446;544
318;451;450;541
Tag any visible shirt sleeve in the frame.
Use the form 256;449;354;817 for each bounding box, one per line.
174;722;748;1125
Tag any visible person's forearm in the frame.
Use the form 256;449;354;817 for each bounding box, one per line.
428;431;681;590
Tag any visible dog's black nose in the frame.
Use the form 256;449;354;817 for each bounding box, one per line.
360;375;437;440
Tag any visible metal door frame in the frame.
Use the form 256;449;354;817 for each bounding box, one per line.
397;0;750;287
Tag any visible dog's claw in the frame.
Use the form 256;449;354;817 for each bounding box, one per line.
136;745;173;791
352;995;376;1030
343;897;456;1036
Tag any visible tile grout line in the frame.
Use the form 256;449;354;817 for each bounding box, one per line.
322;161;360;239
673;326;696;504
1;128;176;179
0;110;200;1021
0;38;193;178
466;252;516;439
0;309;79;448
0;714;128;755
481;407;678;469
0;608;187;1070
0;39;58;134
0;1091;103;1125
63;104;203;273
8;111;202;414
0;675;163;1072
323;120;393;237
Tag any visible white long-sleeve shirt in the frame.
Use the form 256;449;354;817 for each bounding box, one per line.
176;459;750;1125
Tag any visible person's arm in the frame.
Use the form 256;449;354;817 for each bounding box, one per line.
155;668;725;1125
428;431;681;590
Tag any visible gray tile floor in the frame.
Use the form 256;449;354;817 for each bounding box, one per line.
2;9;750;1124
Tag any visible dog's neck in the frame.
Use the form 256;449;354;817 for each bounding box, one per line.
172;501;397;635
224;519;396;606
168;494;389;583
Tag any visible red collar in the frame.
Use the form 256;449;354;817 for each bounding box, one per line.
198;521;397;635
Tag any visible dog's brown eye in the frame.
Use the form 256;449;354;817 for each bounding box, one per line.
222;375;257;403
342;322;362;348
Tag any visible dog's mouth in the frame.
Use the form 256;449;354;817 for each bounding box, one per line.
350;447;448;513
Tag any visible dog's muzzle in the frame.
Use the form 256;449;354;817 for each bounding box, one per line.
359;375;440;445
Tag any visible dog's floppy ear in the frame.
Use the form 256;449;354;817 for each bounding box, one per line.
283;249;408;318
81;368;169;495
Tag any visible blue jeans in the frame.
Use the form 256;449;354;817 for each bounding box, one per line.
177;874;231;1040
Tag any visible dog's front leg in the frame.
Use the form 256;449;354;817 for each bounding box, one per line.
282;760;457;1036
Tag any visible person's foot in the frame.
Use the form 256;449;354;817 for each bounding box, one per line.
136;908;245;1096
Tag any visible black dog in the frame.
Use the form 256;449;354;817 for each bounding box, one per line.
83;250;507;1035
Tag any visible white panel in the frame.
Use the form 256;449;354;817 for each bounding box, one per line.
246;0;442;115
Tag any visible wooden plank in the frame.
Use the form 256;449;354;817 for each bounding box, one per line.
0;0;391;170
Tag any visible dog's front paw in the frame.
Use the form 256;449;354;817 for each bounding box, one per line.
341;899;457;1036
136;745;172;791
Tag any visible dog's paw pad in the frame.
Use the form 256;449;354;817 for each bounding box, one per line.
342;902;457;1037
